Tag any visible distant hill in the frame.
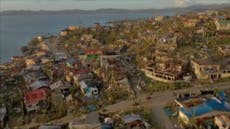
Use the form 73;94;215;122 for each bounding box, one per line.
0;4;229;16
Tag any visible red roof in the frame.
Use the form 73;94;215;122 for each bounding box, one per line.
107;59;118;65
73;69;91;75
85;50;103;55
24;88;49;106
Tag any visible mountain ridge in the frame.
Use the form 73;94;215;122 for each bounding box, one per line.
0;4;229;16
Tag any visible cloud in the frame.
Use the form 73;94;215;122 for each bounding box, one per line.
175;0;185;6
175;0;193;7
175;0;230;7
1;0;229;11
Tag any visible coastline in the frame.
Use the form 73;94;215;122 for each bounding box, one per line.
1;4;229;64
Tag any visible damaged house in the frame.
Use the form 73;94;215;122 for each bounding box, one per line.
142;33;189;83
24;88;50;112
67;68;102;97
218;45;230;57
178;93;230;126
191;58;230;81
79;49;103;69
143;59;185;83
79;79;101;98
122;114;150;129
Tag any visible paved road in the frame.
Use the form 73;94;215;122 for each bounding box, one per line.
146;81;230;129
19;80;230;129
67;82;230;129
37;39;230;129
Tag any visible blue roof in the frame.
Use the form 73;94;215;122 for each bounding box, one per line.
67;58;80;65
101;123;114;129
180;103;213;118
78;49;85;55
217;91;229;102
215;16;225;19
180;97;230;118
87;105;97;112
206;98;230;111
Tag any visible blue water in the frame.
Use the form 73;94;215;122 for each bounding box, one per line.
0;12;175;63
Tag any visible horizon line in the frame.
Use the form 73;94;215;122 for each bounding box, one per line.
1;3;229;12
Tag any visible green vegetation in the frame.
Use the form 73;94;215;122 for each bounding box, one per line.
1;7;230;129
103;87;130;105
148;81;191;93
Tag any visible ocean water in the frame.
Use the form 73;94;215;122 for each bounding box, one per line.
0;12;174;63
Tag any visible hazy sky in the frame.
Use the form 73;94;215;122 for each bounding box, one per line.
0;0;230;11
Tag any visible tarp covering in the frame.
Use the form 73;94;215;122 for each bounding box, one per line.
180;97;230;118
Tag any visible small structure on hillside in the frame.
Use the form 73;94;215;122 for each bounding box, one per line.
80;49;103;69
60;26;79;36
122;114;150;129
79;79;101;98
24;88;50;112
29;80;49;90
54;52;68;62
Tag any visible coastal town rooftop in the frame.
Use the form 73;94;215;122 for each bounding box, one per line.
178;91;230;125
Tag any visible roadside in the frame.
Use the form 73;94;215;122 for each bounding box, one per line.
19;81;230;129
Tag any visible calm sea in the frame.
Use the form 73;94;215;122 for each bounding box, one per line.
0;12;175;63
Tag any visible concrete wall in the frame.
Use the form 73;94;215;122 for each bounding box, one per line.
215;20;230;31
178;111;190;125
191;60;205;80
143;69;178;83
191;60;222;80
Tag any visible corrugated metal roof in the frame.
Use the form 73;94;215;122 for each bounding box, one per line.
180;97;230;118
122;114;142;124
25;88;49;105
217;91;229;101
180;103;213;118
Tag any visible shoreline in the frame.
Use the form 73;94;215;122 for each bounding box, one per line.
0;13;161;64
1;4;229;64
